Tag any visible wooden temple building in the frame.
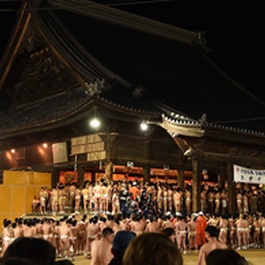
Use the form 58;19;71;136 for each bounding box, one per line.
1;0;265;213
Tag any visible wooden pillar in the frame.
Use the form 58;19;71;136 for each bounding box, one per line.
143;139;151;184
217;174;222;188
218;168;227;190
100;132;116;182
143;164;150;184
178;165;185;189
77;166;85;188
91;171;96;185
51;167;60;187
227;163;236;214
192;158;201;212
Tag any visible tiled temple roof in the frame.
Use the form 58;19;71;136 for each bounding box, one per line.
0;0;265;141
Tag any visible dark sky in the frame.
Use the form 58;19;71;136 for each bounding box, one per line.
0;0;264;102
114;0;265;102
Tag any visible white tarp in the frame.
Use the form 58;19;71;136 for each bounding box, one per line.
233;164;265;184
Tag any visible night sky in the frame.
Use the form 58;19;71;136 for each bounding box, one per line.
115;0;265;102
0;0;264;102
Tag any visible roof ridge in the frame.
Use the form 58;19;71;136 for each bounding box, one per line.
162;113;265;137
0;2;24;66
46;0;202;45
27;1;131;88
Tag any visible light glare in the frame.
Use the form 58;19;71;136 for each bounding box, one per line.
90;118;100;128
140;122;148;131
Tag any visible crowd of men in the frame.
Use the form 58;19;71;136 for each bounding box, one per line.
33;179;265;218
2;178;265;259
1;206;265;260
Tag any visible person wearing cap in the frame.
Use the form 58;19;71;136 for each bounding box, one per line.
196;211;207;247
108;230;136;265
129;182;140;202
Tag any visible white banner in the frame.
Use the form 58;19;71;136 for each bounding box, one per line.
233;164;265;184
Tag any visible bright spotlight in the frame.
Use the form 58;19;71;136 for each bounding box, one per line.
140;121;148;131
90;118;101;128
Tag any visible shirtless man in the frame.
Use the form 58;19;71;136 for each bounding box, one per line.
32;195;41;214
188;214;198;251
242;191;249;215
76;219;87;255
54;220;62;258
207;214;219;227
86;216;99;257
58;184;66;213
214;189;221;215
90;227;114;265
40;187;48;214
1;219;14;256
145;216;159;232
228;215;236;248
119;216;131;231
68;183;77;212
101;181;110;213
98;216;108;233
235;213;248;250
56;216;74;259
221;189;228;214
162;213;174;230
149;184;157;207
34;218;43;238
12;218;24;238
173;188;182;214
50;186;59;214
167;185;173;213
111;189;120;215
175;215;188;254
93;181;102;213
218;215;229;244
129;215;144;236
156;184;163;211
69;219;78;259
162;186;168;213
23;218;35;237
196;226;227;265
252;215;261;247
82;182;91;213
74;185;82;213
185;188;192;215
41;218;54;245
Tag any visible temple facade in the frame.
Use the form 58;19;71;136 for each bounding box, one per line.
1;0;265;213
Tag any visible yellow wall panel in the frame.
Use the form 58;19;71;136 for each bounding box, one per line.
0;186;12;211
11;186;26;213
30;172;51;185
0;186;13;229
3;170;30;185
0;171;52;229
